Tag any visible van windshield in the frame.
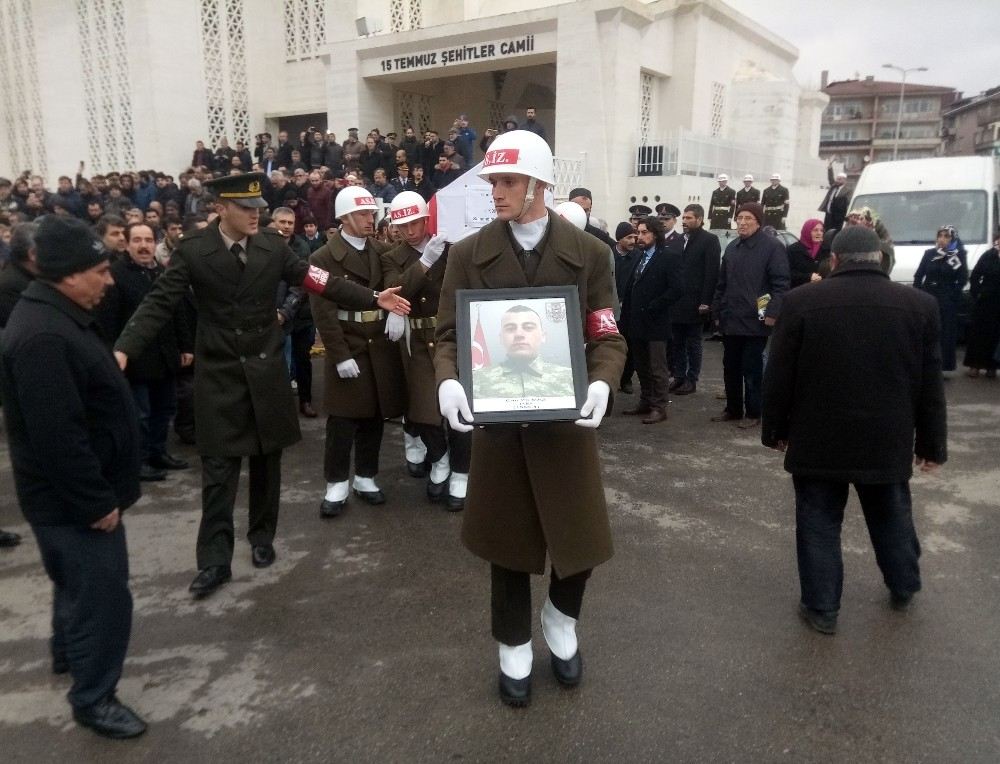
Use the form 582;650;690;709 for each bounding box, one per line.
851;190;988;245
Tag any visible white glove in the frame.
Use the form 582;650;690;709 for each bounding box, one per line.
419;234;448;269
336;359;360;378
575;381;610;428
385;312;405;342
438;379;474;432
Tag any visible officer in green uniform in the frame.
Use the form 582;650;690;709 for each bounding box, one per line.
708;174;737;229
113;172;409;597
761;173;790;230
735;174;760;207
628;204;652;231
473;305;575;399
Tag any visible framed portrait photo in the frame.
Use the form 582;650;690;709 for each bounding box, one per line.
455;286;589;424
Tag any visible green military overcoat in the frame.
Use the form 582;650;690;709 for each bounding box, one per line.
115;220;376;456
380;241;448;426
434;211;627;578
309;232;406;420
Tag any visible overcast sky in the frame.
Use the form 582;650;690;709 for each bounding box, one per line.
730;0;1000;97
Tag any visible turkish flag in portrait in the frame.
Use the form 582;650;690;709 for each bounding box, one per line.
471;312;490;371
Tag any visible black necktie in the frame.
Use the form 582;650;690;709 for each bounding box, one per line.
230;242;247;269
517;249;539;283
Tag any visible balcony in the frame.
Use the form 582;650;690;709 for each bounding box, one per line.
977;105;1000;126
871;136;941;149
819;138;871;147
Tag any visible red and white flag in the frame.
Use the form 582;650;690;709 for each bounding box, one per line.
471;312;490;370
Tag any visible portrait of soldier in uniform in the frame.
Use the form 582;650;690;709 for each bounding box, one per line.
472;301;575;408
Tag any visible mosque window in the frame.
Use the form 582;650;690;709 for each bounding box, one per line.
200;0;252;149
711;81;726;138
640;72;654;145
284;0;327;61
0;0;48;177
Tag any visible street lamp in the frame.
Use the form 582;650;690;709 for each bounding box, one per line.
882;63;928;161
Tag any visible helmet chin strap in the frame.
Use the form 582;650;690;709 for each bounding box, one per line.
515;178;543;223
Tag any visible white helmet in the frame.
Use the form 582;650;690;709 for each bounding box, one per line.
388;191;428;225
716;173;729;182
334;186;379;219
770;172;782;182
554;201;587;230
743;174;754;183
478;130;554;186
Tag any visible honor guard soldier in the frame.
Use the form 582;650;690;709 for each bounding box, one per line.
708;174;737;229
310;186;408;516
381;191;471;510
114;173;410;597
655;203;684;250
628;203;652;230
434;131;627;707
762;173;790;230
736;174;760;207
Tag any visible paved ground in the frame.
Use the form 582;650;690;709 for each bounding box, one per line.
1;342;999;762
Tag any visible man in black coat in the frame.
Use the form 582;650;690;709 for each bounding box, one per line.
568;187;616;250
621;216;682;423
819;163;850;232
99;223;193;480
762;226;947;635
0;216;147;738
612;222;639;393
669;204;720;395
711;203;789;428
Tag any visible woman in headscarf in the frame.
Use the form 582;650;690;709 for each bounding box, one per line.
963;232;1000;378
913;225;968;376
786;218;827;288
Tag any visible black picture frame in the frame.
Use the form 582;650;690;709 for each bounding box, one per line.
455;286;589;424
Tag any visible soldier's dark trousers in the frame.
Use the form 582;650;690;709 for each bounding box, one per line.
794;477;921;615
413;422;472;472
633;339;670;409
32;523;132;710
325;415;383;482
722;335;767;418
491;564;591;645
198;452;282;569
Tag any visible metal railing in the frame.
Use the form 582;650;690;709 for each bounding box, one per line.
633;129;825;186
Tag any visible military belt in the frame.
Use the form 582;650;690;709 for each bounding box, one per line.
712;206;730;213
763;206;783;212
408;316;437;329
337;309;385;323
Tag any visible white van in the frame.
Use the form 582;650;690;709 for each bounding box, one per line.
849;156;1000;284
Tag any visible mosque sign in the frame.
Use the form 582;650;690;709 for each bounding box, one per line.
365;31;553;77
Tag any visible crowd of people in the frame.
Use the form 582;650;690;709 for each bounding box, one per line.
0;104;997;737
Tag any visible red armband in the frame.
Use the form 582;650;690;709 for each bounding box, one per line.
586;308;619;340
302;265;330;295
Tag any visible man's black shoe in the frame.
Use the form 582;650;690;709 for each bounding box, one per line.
446;495;465;512
320;499;346;518
0;529;21;548
798;603;837;635
498;672;531;708
426;478;448;503
890;590;914;611
407;460;429;478
710;410;742;422
149;453;189;470
72;696;147;739
550;650;583;687
668;378;683;392
353;488;386;505
139;464;167;482
674;381;696;395
188;566;231;597
251;544;276;568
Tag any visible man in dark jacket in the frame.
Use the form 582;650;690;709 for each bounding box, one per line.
112;174;410;597
569;187;616;250
621;216;682;423
819;163;850;232
611;222;639;393
762;226;947;635
669;204;720;395
0;216;146;738
99;223;193;481
711;202;789;428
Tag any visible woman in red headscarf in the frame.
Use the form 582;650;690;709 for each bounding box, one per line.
786;218;828;288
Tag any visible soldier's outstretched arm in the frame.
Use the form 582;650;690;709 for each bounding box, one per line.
114;254;192;365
